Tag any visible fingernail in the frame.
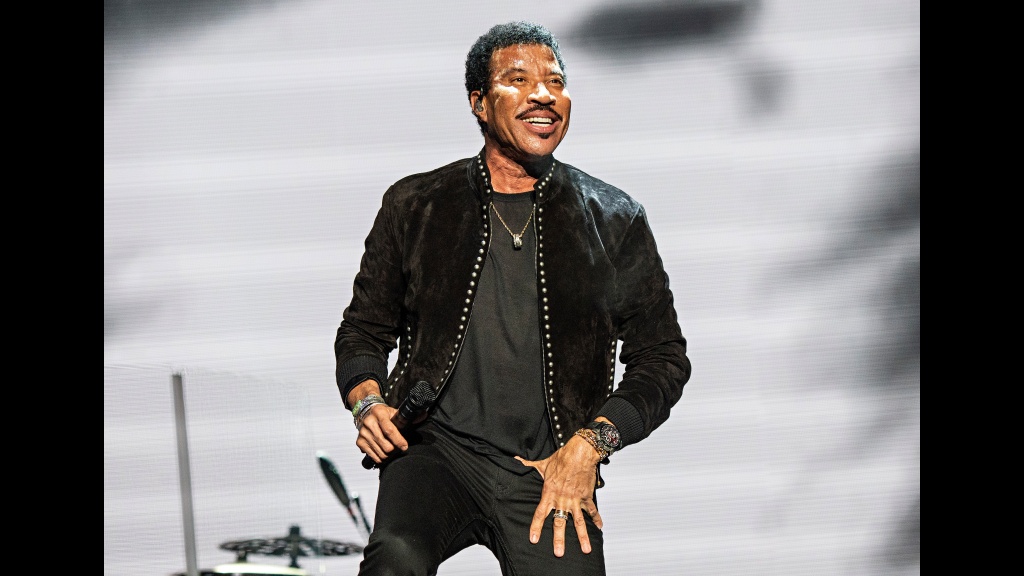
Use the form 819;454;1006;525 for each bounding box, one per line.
530;533;538;544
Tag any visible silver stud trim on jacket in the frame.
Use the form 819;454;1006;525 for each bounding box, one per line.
531;161;563;449
607;338;617;397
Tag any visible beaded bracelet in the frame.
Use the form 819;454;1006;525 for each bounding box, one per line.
574;428;610;460
352;394;385;429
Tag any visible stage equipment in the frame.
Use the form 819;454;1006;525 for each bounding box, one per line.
219;525;362;568
173;563;307;575
169;525;364;575
317;451;373;538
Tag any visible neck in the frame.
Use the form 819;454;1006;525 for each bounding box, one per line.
483;138;553;194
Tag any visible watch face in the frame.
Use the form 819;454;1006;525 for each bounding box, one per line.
599;426;621;449
590;422;621;450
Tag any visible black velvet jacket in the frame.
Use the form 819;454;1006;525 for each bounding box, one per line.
335;152;691;450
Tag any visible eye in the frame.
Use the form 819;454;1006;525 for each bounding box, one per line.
512;77;526;84
550;78;564;87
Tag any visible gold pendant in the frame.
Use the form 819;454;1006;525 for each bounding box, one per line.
513;234;523;250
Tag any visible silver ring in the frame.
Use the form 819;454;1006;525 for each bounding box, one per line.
553;509;569;521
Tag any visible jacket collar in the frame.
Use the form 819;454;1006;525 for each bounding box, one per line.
467;148;565;206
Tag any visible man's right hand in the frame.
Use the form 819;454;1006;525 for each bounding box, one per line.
348;380;408;464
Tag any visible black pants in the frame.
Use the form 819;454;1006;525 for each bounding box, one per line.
358;423;606;576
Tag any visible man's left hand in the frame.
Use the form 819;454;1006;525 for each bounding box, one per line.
516;434;605;557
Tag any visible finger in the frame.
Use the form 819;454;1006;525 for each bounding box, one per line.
514;456;545;479
360;426;391;461
375;406;409;450
571;503;591;554
355;436;383;463
359;419;394;461
529;500;550;544
552;509;567;557
583;498;603;530
363;416;396;455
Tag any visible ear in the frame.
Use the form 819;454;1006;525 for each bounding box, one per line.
470;91;487;122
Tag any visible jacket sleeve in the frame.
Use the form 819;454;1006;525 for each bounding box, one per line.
335;186;406;409
602;205;691;446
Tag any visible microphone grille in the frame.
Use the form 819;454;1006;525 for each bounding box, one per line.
408;381;437;408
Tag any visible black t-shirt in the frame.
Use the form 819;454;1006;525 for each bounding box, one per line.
431;190;556;472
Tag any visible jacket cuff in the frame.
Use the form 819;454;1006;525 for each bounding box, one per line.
595;397;645;448
337;355;388;409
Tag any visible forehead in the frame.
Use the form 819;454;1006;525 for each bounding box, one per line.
489;44;562;76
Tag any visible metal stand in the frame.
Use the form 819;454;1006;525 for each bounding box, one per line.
172;373;199;576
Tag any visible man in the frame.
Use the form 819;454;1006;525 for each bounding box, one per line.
335;21;691;575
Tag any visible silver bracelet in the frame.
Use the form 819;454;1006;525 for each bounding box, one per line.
352;394;385;429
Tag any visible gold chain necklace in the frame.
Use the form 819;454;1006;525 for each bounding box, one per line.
489;201;534;250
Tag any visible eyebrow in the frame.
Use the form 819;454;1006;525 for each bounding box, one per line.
498;67;565;79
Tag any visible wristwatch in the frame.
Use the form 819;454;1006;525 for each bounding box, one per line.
580;421;622;459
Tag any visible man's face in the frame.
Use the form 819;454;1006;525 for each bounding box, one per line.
473;43;571;160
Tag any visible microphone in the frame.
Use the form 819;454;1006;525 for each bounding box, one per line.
317;450;373;538
318;450;353;508
361;381;436;470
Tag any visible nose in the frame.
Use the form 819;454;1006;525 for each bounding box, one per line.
530;82;555;105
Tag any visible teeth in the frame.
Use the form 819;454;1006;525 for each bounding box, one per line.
524;118;553;124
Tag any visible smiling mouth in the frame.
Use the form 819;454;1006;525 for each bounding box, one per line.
520;115;559;139
517;106;563;123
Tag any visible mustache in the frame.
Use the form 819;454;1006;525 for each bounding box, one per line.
516;105;563;122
